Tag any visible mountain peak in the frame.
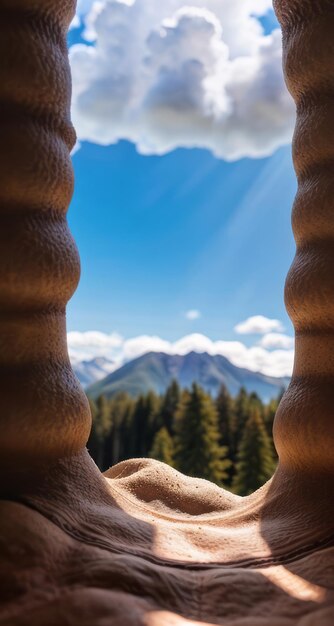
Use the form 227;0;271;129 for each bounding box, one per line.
86;350;288;403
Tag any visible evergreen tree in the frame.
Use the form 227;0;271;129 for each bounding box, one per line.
264;397;279;459
159;379;181;435
96;394;113;436
174;383;230;485
215;384;234;484
116;393;135;462
107;392;135;466
232;407;276;496
87;383;279;484
88;395;112;470
149;427;175;467
216;384;233;447
130;391;161;457
145;390;162;452
130;395;148;458
263;388;285;460
230;387;250;462
248;392;264;416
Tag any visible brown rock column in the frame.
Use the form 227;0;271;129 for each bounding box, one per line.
0;0;91;477
273;0;334;475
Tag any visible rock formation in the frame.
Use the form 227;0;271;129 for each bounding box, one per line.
0;0;333;624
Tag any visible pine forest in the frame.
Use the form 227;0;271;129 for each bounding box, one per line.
88;382;282;496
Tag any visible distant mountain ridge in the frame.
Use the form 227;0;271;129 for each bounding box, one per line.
73;356;116;389
87;351;289;402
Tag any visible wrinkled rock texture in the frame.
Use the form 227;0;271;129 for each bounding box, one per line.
0;1;333;624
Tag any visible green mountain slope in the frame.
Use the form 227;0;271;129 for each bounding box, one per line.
87;351;289;402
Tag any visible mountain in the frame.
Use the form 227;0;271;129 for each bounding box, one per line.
73;356;116;388
87;351;289;402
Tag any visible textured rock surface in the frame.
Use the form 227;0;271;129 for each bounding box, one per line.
0;0;333;624
0;453;333;625
0;0;91;476
272;0;334;475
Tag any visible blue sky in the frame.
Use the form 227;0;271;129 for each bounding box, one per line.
66;1;296;377
68;141;295;339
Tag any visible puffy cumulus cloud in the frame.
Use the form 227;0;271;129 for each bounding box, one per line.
121;335;172;362
71;140;82;155
70;0;95;28
68;329;294;377
67;330;124;362
234;315;284;335
70;14;81;29
76;0;97;18
69;0;295;160
185;309;201;320
259;333;294;350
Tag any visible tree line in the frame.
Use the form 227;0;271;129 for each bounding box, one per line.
87;382;283;496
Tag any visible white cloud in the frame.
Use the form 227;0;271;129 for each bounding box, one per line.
70;14;81;29
69;0;295;160
67;331;124;363
76;0;98;17
68;329;294;377
234;315;284;335
185;309;201;321
70;0;96;29
122;335;172;362
71;140;82;156
259;333;294;350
